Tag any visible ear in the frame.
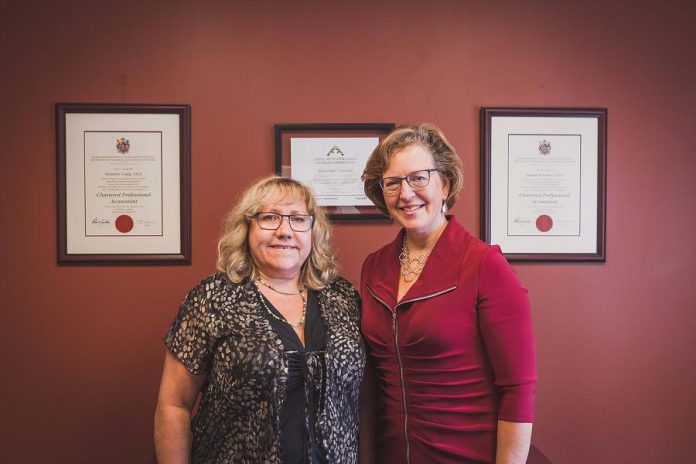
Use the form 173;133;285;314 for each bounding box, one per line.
440;173;450;201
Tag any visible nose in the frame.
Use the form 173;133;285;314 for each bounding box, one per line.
399;179;415;200
275;216;294;236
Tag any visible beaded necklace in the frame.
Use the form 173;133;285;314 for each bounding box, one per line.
254;281;307;328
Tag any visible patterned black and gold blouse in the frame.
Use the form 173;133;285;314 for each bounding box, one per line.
164;272;365;464
260;287;326;464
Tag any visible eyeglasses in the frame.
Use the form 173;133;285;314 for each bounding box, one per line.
379;169;441;194
254;212;314;232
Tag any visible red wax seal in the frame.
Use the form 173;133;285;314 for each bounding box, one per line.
535;214;553;232
115;215;134;233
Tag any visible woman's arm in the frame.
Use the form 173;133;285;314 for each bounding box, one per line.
154;350;206;464
496;420;533;464
477;247;537;461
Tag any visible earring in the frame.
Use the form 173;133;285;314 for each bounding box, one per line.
441;201;448;214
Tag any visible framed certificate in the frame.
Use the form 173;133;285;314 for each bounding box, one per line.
481;107;607;261
275;123;395;220
56;103;191;264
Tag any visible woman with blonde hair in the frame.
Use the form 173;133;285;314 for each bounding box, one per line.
155;176;365;463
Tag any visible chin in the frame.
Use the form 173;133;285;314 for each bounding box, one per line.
399;215;441;234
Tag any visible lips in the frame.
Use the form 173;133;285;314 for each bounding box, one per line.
399;204;424;213
269;244;297;250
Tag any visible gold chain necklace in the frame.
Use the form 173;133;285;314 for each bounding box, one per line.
254;281;307;328
398;234;432;283
256;277;305;296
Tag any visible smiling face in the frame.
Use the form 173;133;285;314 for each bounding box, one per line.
248;198;312;281
383;143;449;239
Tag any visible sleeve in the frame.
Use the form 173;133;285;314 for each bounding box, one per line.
163;277;221;375
335;276;362;322
477;246;537;422
350;279;362;321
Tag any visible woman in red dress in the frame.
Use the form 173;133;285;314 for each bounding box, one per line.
360;124;536;463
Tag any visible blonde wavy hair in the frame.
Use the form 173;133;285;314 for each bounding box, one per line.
362;123;464;216
217;175;339;290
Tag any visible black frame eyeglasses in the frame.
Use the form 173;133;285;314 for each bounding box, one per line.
379;169;441;194
254;212;314;232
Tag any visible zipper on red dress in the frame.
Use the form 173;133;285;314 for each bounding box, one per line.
367;285;455;463
392;306;410;464
396;286;456;306
367;287;411;463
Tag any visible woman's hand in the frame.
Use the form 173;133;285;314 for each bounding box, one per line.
154;350;206;464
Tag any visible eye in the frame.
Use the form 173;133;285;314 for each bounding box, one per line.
290;215;310;225
383;178;400;187
259;213;280;221
409;173;428;182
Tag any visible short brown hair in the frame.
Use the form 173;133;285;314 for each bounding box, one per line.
362;123;464;216
217;175;339;290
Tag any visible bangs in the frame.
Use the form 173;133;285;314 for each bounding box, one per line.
249;179;312;214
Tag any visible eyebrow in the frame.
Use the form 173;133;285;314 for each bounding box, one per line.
382;168;436;177
259;208;310;215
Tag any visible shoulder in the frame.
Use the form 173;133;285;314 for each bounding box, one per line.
321;276;359;301
362;248;382;274
194;271;231;289
318;276;361;318
447;228;515;283
476;245;528;295
444;218;503;266
478;244;511;272
468;234;499;261
183;272;251;308
433;218;494;273
446;217;492;257
432;219;515;288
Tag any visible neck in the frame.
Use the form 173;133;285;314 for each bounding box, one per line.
405;217;448;253
256;271;302;292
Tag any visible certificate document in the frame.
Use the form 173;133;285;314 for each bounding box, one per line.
487;115;600;256
84;131;162;236
290;137;378;206
507;134;581;236
63;112;182;256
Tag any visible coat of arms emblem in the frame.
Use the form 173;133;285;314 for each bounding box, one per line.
538;139;551;156
116;137;131;154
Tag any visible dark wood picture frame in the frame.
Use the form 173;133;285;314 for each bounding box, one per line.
56;103;191;264
481;107;607;262
274;123;395;221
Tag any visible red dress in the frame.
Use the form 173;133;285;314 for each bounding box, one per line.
361;217;536;463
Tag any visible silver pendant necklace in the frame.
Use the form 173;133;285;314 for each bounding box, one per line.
399;234;432;283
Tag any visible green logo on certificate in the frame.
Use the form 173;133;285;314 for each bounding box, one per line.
325;145;345;157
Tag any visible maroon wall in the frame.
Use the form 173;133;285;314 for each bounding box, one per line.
2;1;695;462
